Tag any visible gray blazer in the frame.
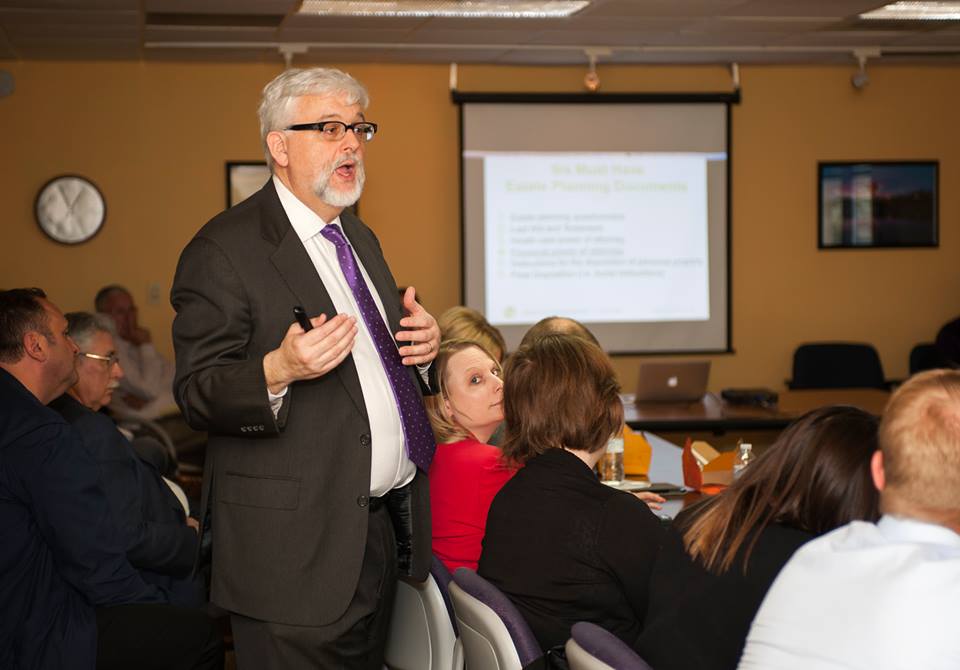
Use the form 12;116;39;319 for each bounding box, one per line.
171;180;431;626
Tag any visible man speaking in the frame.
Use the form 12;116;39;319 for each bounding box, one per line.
171;68;439;669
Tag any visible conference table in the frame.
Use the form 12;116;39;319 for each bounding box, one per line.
622;388;891;519
623;388;891;434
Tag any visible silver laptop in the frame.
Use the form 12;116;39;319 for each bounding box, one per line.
635;361;710;403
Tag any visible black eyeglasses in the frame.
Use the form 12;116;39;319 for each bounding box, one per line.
284;121;378;142
80;352;120;367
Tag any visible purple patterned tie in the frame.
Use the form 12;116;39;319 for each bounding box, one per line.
320;223;436;471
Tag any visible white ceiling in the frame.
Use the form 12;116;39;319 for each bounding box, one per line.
1;0;959;65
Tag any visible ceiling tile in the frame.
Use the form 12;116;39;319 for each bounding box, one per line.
0;9;138;26
0;0;957;64
0;0;136;8
580;0;747;19
4;23;138;40
728;0;885;19
145;0;296;14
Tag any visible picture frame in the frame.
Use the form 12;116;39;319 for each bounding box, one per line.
818;161;938;249
225;161;271;209
224;160;360;216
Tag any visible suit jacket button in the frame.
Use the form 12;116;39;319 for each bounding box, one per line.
357;495;368;508
360;433;371;447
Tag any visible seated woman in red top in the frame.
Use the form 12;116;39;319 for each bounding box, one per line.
426;339;515;572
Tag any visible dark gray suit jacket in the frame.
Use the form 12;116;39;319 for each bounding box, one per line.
171;180;431;626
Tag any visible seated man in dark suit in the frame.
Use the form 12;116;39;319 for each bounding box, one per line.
0;288;221;670
50;311;204;608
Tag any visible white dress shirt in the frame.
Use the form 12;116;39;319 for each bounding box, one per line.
269;176;415;497
110;338;178;420
739;515;960;670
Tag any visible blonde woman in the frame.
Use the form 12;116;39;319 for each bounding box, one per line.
426;339;515;572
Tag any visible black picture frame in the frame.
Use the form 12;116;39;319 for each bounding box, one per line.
818;160;938;249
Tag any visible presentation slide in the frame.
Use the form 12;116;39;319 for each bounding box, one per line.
460;99;730;353
483;152;710;325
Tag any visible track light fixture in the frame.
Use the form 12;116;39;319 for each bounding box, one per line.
582;48;609;92
851;48;880;90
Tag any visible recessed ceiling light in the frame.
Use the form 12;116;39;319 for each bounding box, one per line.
297;0;590;19
860;1;960;20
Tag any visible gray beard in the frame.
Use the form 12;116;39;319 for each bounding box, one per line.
314;157;365;208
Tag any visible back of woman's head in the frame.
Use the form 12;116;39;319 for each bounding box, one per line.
438;306;506;362
501;334;622;465
684;405;880;573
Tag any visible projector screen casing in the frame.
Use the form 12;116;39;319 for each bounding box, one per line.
455;92;737;354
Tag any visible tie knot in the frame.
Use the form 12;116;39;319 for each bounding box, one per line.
320;223;348;248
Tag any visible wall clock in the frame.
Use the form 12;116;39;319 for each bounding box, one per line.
34;175;106;244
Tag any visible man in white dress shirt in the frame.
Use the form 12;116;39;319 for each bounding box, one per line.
171;67;440;669
739;368;960;670
96;285;178;419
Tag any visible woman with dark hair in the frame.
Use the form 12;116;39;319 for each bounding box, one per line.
478;334;665;657
426;339;515;572
635;406;881;670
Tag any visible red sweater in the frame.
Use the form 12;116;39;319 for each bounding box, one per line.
429;438;516;572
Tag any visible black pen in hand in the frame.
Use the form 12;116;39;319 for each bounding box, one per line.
293;306;313;332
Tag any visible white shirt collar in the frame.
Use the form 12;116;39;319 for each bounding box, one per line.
878;514;960;547
272;175;341;242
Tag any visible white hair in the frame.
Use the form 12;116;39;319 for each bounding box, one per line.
65;311;116;350
258;67;370;171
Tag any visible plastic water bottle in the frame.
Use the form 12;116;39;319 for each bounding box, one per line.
733;442;753;479
600;436;625;485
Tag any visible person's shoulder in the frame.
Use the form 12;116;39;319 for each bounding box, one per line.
603;488;664;529
3;411;84;472
188;181;280;256
0;372;69;446
435;438;505;468
49;395;127;458
763;522;816;545
50;394;110;431
196;193;264;242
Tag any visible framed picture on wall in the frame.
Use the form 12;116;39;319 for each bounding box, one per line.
226;161;271;208
224;160;359;216
818;161;938;249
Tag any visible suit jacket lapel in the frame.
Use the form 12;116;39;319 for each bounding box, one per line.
260;182;369;422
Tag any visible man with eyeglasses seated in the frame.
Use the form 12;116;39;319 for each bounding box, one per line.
171;67;441;669
49;312;204;609
0;288;221;670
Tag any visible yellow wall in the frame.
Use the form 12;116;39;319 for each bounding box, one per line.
1;60;957;391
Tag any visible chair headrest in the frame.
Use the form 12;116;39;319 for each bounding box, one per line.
453;567;542;666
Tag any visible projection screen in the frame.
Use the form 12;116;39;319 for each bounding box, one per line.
457;93;735;354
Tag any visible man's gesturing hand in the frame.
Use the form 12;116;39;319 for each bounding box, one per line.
396;286;440;366
263;313;358;394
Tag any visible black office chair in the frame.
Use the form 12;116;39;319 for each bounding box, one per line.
787;342;888;390
909;342;948;375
